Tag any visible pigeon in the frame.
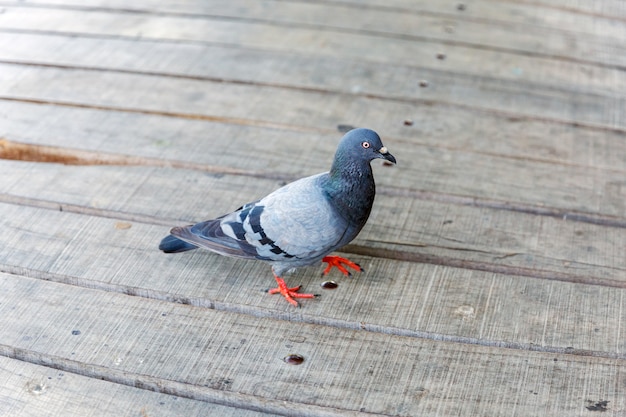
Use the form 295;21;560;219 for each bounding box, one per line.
159;128;396;306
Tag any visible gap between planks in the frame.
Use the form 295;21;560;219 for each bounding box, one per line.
2;258;626;362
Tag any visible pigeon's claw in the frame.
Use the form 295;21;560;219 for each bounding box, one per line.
321;255;364;277
269;274;316;307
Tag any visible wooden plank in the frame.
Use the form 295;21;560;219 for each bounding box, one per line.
0;6;624;130
1;58;621;132
1;96;625;220
2;77;625;174
1;65;625;217
1;0;624;71
2;273;625;416
0;0;621;415
0;356;275;417
11;0;626;38
0;199;625;355
1;30;624;98
1;159;625;286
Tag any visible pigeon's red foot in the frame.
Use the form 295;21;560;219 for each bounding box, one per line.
321;255;364;277
268;274;316;307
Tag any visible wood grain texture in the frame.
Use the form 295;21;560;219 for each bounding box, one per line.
0;199;624;357
8;0;626;33
3;89;626;174
0;357;276;417
2;273;625;416
0;73;624;218
0;0;624;415
0;159;625;285
0;41;623;132
1;0;624;69
2;25;624;98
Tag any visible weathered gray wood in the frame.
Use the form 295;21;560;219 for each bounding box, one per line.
1;30;624;101
1;0;624;70
2;85;626;174
1;160;625;287
0;1;624;221
1;30;624;174
11;0;626;36
1;68;625;217
485;0;626;20
0;357;276;417
1;199;625;356
0;0;624;414
0;33;623;131
1;58;621;133
2;273;625;416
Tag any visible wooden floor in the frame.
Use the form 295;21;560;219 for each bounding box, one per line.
1;1;625;416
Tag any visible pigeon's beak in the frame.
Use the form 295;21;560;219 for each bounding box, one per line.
377;146;396;164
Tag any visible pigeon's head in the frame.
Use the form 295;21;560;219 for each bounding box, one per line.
337;128;396;165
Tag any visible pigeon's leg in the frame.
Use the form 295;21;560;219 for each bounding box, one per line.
268;273;316;307
321;255;364;277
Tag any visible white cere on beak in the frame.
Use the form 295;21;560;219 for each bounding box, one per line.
379;146;388;154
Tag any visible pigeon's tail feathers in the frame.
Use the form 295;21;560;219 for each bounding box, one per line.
159;234;198;253
170;220;260;260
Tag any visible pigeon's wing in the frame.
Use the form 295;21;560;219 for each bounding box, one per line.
170;173;348;262
170;209;261;260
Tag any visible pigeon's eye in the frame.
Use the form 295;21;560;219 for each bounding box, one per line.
361;141;370;149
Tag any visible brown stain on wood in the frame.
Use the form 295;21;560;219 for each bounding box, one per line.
0;138;144;166
0;138;292;181
0;138;87;165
